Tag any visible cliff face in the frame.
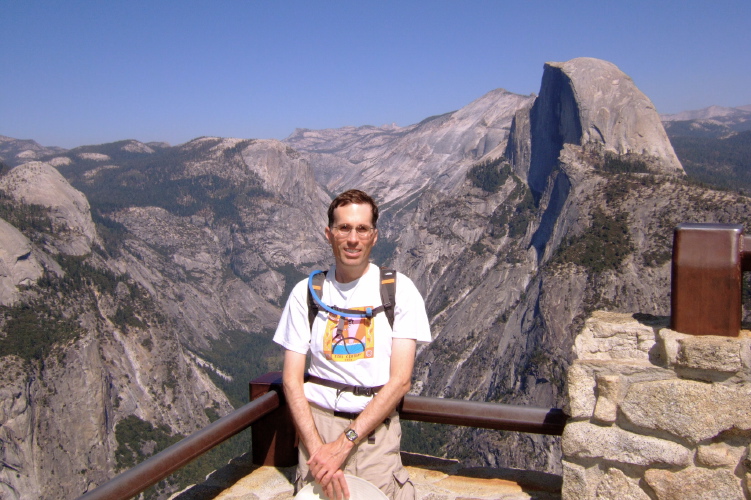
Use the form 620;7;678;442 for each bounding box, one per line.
0;162;98;256
0;219;43;304
0;161;238;499
1;57;748;498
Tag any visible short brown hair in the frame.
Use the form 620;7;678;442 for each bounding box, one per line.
327;189;379;228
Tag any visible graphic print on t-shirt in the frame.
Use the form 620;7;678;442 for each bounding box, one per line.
323;309;375;362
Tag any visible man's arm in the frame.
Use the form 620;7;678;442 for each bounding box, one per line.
282;349;323;454
306;338;417;490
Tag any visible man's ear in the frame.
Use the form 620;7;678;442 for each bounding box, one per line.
324;225;333;243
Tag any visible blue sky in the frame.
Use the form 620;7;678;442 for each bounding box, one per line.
2;1;750;149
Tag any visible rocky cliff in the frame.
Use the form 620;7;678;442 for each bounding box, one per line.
509;57;683;200
285;89;535;205
1;57;749;498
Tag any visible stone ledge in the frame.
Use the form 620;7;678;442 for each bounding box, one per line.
660;328;751;381
563;311;751;500
172;452;562;500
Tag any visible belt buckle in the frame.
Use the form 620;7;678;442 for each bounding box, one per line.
353;386;373;397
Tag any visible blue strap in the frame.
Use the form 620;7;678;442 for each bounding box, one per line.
308;270;371;319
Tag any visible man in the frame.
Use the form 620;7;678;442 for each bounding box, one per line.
273;189;431;500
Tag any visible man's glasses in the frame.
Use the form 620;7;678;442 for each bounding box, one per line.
331;224;376;239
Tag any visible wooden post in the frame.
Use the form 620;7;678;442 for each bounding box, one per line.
671;223;743;336
249;371;298;466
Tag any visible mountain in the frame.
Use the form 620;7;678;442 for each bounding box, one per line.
661;104;751;123
285;89;534;206
661;104;751;138
659;105;751;193
0;135;67;167
2;57;751;498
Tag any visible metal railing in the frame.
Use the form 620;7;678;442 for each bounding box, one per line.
400;394;567;435
77;372;568;500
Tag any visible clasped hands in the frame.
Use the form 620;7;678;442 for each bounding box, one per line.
307;438;354;500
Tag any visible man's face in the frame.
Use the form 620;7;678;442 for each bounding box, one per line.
325;203;378;281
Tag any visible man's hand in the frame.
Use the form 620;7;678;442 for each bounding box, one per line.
307;436;353;499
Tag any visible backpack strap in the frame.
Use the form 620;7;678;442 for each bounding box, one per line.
307;267;397;330
307;270;326;329
379;268;396;330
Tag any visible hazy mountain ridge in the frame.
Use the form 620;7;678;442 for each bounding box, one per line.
661;104;751;123
660;105;751;193
0;135;66;167
661;104;751;138
2;57;750;498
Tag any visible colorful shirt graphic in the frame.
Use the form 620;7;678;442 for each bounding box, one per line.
323;308;375;362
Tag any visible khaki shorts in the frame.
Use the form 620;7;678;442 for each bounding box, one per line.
296;404;414;500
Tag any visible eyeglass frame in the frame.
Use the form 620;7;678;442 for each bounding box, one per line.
330;223;377;239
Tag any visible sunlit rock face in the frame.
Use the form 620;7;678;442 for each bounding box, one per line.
510;58;684;200
0;161;98;255
0;218;43;305
285;89;536;205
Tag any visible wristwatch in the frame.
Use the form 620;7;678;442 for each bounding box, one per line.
344;428;358;443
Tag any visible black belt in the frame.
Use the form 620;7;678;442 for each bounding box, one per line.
307;375;384;398
333;410;361;420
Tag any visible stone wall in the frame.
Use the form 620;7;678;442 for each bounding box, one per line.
562;311;751;500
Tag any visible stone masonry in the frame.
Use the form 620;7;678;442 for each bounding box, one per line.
562;311;751;500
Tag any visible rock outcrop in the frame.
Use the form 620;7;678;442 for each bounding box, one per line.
0;218;43;305
0;161;98;255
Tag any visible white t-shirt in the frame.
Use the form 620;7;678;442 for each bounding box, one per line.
273;263;432;412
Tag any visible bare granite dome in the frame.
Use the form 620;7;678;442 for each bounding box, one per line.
0;161;97;255
513;57;684;199
550;57;683;170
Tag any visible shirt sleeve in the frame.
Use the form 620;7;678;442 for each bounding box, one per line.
392;272;432;343
272;278;312;354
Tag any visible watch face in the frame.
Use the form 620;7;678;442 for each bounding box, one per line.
345;429;358;442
